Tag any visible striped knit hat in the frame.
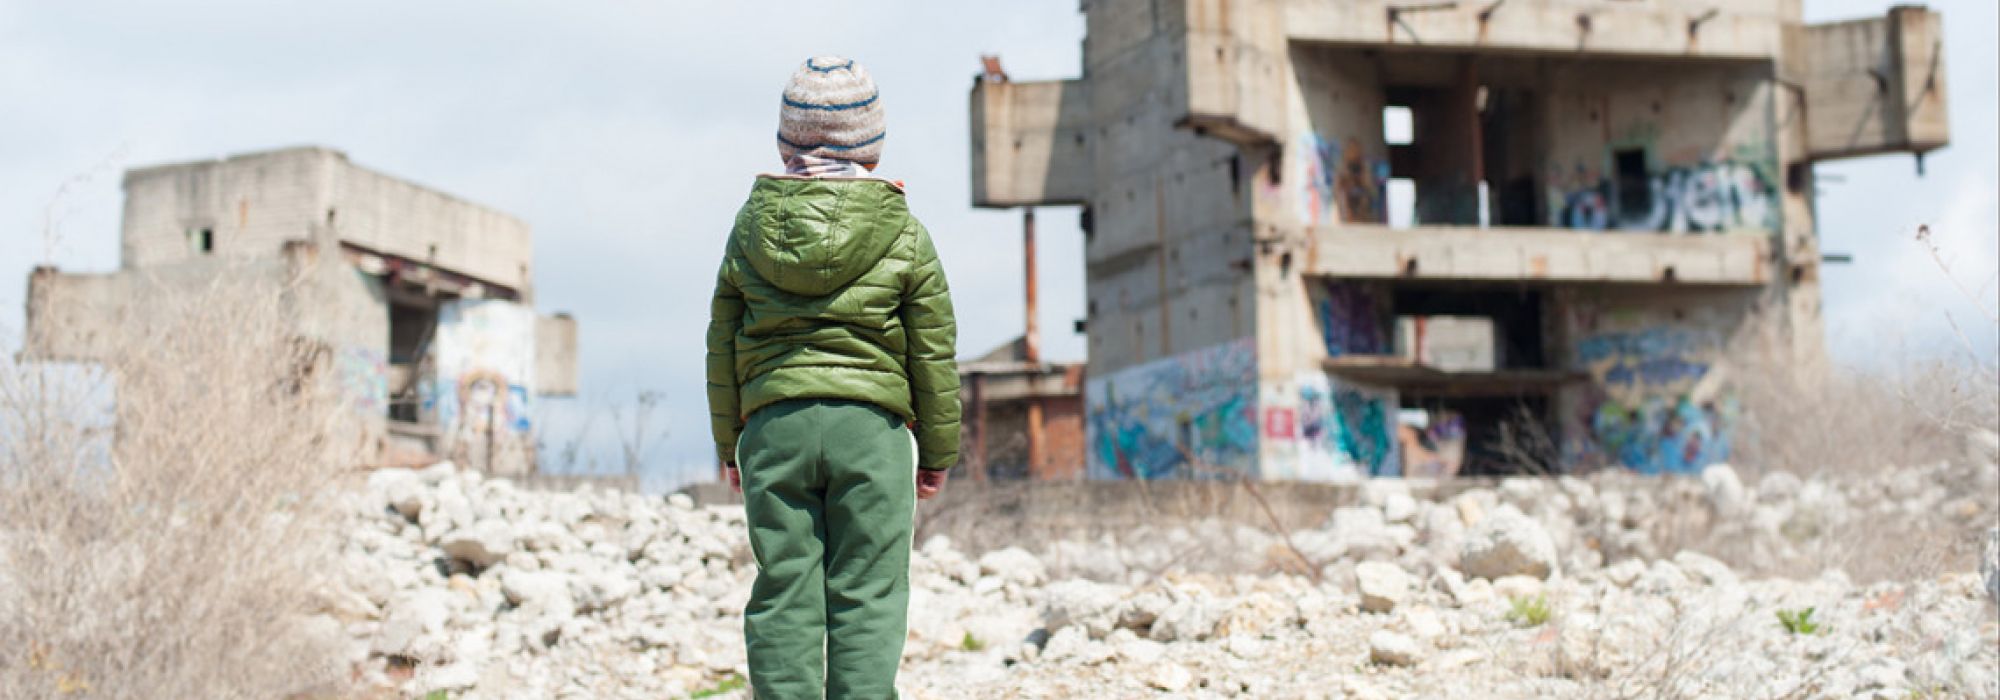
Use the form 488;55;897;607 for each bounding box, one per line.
777;56;886;166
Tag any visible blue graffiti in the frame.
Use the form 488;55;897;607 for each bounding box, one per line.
1086;340;1259;480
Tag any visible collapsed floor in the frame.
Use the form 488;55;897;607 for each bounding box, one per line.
328;437;2000;699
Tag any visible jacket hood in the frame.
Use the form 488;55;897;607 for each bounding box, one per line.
736;176;910;297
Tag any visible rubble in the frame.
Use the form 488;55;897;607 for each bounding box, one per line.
327;459;2000;699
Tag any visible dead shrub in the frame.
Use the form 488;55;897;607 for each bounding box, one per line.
0;269;355;699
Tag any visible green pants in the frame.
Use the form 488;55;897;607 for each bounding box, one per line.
738;399;916;699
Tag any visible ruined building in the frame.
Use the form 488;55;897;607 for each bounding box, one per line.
958;207;1089;481
969;1;1949;480
23;146;578;476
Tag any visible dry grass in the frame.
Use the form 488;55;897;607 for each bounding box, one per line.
1727;313;1998;483
0;270;355;699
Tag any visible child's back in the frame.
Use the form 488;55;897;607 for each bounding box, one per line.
704;56;959;699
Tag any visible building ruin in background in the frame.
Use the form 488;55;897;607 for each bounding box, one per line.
971;1;1949;480
23;146;578;476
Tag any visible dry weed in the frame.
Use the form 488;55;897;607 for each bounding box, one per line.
0;269;355;699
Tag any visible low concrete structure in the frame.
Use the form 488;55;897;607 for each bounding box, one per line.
971;1;1949;479
23;146;577;476
960;337;1087;481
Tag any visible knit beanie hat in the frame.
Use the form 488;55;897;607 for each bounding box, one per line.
777;56;886;166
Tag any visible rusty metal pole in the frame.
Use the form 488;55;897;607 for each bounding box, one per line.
1024;208;1040;364
969;372;988;482
1024;208;1046;478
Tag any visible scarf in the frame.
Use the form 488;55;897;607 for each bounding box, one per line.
783;154;878;179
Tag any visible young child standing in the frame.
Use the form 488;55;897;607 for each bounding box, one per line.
705;56;960;699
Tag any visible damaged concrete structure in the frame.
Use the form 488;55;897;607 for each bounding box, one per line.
970;1;1948;480
23;146;578;476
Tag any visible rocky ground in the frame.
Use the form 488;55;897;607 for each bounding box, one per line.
326;437;2000;699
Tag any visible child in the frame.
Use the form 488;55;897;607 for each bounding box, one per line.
705;56;960;699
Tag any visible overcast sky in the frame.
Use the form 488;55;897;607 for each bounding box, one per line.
2;1;1992;489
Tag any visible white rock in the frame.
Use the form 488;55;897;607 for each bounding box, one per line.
1634;559;1690;595
1355;561;1414;613
1400;606;1446;639
373;588;453;657
640;564;684;591
500;569;577;619
439;518;515;570
977;547;1047;587
1148;598;1219;642
1115;636;1166;665
1603;558;1647;588
1040;579;1124;638
1382;491;1419;524
417;461;458;485
368;468;428;520
1459;506;1558;580
1368;630;1423;666
1671;550;1739;588
1145;662;1194;692
1702;464;1750;517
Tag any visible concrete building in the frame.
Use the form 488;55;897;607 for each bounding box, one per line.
970;1;1949;480
23;146;578;476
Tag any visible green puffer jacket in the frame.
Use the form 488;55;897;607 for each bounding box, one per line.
705;176;960;471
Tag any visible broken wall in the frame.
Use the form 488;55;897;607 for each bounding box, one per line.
432;298;538;477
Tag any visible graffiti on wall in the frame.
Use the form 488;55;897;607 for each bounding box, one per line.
1317;281;1390;357
1550;157;1778;234
1572;322;1733;474
1290;372;1400;480
434;299;537;476
1086;339;1258;480
334;346;387;415
1293;133;1389;227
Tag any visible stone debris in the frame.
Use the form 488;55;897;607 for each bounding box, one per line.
1354;561;1413;613
1458;505;1559;580
1368;630;1423;667
326;458;2000;699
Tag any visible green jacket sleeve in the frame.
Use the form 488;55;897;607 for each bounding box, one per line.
900;223;961;471
705;245;746;465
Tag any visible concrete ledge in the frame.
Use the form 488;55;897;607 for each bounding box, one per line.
1305;224;1770;285
969;79;1093;208
1284;0;1785;60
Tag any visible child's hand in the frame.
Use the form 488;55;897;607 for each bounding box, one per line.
915;469;948;500
725;463;742;494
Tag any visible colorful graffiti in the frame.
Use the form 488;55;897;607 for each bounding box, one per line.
434;299;538;476
1289;373;1401;480
333;346;387;414
1086;339;1258;480
1294;133;1389;226
1317;281;1389;357
1333;386;1399;477
1572;324;1733;474
1551;158;1777;234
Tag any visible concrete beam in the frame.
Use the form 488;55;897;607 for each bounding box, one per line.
535;313;578;396
1177;0;1287;146
1283;0;1786;61
1802;7;1950;161
1305;225;1770;285
969;79;1094;208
